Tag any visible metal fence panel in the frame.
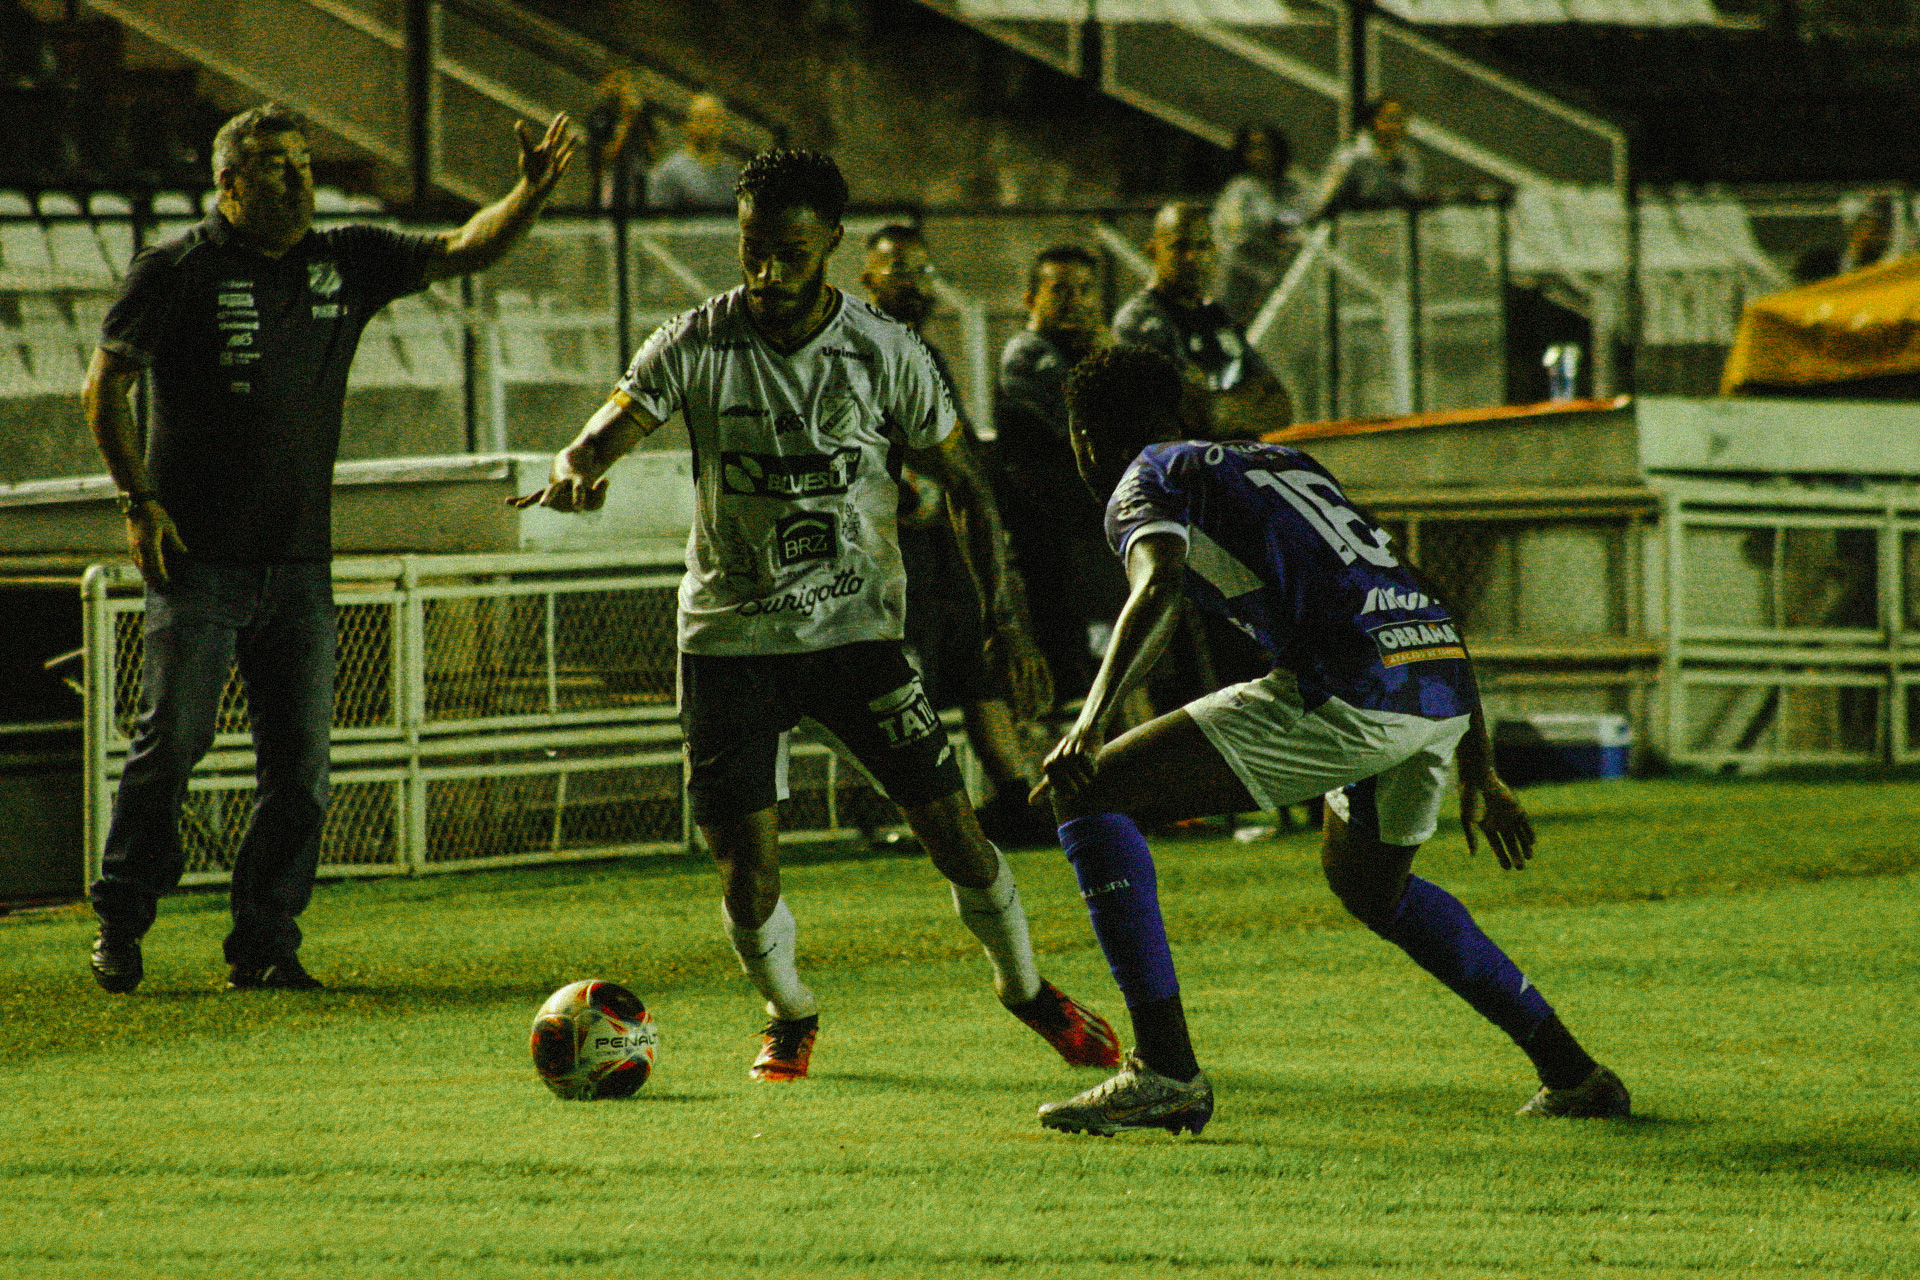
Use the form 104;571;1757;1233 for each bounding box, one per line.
82;550;914;889
1662;489;1920;769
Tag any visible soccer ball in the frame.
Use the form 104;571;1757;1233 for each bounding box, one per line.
530;979;659;1100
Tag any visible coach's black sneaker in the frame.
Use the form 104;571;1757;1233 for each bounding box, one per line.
1517;1065;1631;1118
226;956;325;991
89;934;143;994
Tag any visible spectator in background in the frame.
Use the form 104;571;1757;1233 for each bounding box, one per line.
1114;203;1292;440
1213;124;1306;327
83;104;575;996
1;0;55;88
1113;203;1289;730
997;244;1127;703
860;224;1056;845
1311;97;1423;219
1793;194;1902;284
584;69;650;211
646;93;739;212
1839;194;1896;274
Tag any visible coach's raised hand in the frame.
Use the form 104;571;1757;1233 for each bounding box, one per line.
515;113;577;196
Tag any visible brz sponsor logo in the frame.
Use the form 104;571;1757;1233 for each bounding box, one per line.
1367;619;1466;668
738;567;865;617
818;344;873;363
869;677;940;747
1360;586;1432;614
721;448;861;498
774;511;838;567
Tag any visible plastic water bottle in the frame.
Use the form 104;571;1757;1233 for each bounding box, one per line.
1543;344;1581;401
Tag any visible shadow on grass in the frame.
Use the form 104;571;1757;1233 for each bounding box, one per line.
821;1070;1035;1096
1702;1138;1920;1176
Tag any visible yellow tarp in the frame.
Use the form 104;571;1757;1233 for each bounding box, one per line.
1721;255;1920;393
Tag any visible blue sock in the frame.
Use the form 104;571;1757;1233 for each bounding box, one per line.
1377;876;1553;1045
1058;814;1179;1008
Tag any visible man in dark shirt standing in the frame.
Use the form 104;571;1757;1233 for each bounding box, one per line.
1112;203;1292;440
85;103;576;994
995;245;1126;701
1112;204;1293;714
859;224;1053;845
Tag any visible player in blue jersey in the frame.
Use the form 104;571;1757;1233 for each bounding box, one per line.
1030;344;1629;1135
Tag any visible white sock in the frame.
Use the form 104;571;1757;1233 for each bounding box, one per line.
721;897;818;1021
950;847;1042;1006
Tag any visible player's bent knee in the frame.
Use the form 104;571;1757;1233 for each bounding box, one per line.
1320;814;1418;931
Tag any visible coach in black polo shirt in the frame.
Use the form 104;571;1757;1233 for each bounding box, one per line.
84;103;576;994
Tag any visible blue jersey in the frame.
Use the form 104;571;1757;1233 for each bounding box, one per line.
1106;440;1474;719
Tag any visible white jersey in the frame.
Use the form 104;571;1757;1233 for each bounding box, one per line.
618;286;959;655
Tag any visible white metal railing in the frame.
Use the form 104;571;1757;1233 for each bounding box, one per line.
1659;484;1920;769
79;550;917;888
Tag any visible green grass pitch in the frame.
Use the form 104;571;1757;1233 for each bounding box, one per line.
2;776;1915;1279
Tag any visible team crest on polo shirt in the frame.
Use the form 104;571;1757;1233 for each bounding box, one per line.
308;261;343;297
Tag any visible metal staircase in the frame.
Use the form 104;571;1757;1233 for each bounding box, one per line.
82;0;777;207
919;0;1626;192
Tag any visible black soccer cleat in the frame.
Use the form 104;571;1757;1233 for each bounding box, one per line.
89;935;143;994
1517;1065;1631;1118
226;956;326;991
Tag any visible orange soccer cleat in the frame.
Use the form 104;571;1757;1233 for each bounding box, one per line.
750;1013;819;1081
1010;979;1122;1069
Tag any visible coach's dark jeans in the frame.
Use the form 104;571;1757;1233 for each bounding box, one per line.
89;560;335;966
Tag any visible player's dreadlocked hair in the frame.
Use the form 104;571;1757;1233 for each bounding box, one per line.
1064;342;1185;461
735;149;849;226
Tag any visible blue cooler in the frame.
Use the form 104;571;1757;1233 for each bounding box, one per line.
1493;713;1632;786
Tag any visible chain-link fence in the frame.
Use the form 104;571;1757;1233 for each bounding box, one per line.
80;551;923;887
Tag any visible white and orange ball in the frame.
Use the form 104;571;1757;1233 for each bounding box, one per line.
530;980;659;1100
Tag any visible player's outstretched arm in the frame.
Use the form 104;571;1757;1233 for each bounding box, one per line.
426;113;578;282
509;389;661;513
1456;705;1535;871
909;429;1053;719
1035;532;1186;805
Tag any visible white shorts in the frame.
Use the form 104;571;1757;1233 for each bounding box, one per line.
1186;670;1469;846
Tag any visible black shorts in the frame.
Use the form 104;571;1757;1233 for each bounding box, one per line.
679;640;965;825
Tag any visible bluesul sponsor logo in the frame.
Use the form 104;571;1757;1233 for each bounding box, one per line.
1366;619;1466;668
738;567;864;618
721;448;861;498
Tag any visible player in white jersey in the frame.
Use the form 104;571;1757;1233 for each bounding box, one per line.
517;150;1119;1081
